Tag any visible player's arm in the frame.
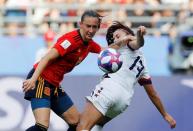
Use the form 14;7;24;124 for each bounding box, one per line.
23;48;60;92
101;35;135;50
107;26;146;50
128;26;146;50
143;84;176;129
107;35;132;49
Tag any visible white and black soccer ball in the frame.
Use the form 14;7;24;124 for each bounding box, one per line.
98;48;123;73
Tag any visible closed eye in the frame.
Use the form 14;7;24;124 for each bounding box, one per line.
113;34;120;40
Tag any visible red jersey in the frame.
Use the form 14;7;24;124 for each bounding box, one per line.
34;30;101;86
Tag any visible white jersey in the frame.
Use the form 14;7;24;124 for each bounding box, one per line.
86;45;151;119
107;45;150;92
110;46;149;84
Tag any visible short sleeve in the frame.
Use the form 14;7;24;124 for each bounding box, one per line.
137;54;152;86
53;37;73;56
138;76;152;86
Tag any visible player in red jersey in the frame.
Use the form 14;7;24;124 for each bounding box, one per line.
22;10;137;131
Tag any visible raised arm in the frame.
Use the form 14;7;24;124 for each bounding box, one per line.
23;48;60;92
128;26;146;50
107;26;146;50
107;35;132;49
143;84;176;129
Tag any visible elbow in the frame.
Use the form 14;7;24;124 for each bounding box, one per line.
128;38;144;50
39;55;52;65
140;41;144;47
41;55;49;62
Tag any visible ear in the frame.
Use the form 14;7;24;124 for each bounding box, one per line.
79;21;83;28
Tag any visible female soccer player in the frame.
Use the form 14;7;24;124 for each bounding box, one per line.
22;11;144;131
76;21;176;131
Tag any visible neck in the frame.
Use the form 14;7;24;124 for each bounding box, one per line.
79;29;87;41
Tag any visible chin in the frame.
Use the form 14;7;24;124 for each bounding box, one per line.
86;37;92;41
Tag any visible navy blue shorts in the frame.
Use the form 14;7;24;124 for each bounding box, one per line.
24;68;73;115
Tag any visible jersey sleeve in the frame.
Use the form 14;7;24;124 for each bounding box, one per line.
89;41;101;54
53;36;75;56
138;76;152;86
138;55;152;86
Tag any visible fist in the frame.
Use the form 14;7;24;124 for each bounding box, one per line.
137;26;146;36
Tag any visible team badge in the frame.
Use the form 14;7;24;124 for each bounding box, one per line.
60;40;71;49
44;87;51;96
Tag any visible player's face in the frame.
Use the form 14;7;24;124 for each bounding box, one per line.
113;29;130;43
80;16;100;41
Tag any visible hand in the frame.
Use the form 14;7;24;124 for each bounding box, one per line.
164;113;176;129
137;26;146;36
22;78;36;92
118;26;146;45
136;26;146;47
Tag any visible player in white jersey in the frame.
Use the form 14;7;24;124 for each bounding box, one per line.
76;21;176;131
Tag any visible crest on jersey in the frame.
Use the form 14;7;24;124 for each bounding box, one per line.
61;40;71;49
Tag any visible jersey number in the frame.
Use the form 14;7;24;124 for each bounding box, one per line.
129;56;144;78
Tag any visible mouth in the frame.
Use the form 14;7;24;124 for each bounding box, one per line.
87;33;94;38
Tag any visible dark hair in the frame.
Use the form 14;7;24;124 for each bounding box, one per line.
81;10;103;28
106;21;134;45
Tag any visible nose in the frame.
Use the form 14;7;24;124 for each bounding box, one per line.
89;27;94;33
114;39;118;43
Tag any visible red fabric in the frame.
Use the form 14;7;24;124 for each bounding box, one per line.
34;30;101;86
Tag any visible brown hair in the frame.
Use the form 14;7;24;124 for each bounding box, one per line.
106;21;134;45
81;10;103;28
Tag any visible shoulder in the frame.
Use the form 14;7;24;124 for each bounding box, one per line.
57;30;79;41
55;30;80;47
88;40;101;53
89;40;99;45
86;40;100;49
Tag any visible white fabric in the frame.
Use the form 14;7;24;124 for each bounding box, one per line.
108;45;150;92
86;79;131;118
86;46;150;119
91;125;103;131
161;0;189;4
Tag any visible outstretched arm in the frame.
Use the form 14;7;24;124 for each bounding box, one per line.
143;84;176;129
23;48;60;92
128;26;146;50
108;26;146;50
107;35;133;49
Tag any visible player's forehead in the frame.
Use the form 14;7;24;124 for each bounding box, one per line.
82;16;100;25
113;29;127;37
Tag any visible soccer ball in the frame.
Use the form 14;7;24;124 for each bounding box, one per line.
98;48;123;73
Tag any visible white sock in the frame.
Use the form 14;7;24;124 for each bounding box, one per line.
91;125;103;131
